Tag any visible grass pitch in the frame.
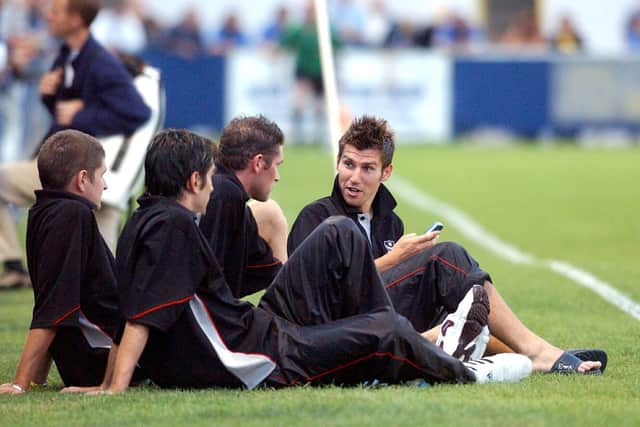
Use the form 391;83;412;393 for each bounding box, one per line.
1;143;639;426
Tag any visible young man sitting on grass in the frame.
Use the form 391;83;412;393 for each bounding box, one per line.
287;115;607;374
199;115;288;299
0;130;121;394
92;129;532;394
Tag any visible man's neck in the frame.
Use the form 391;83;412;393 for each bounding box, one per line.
234;169;252;197
64;28;90;52
362;202;374;218
176;194;198;214
61;185;93;205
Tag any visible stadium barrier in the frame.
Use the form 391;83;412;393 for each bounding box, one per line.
137;49;640;141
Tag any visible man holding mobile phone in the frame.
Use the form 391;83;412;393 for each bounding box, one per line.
288;115;605;374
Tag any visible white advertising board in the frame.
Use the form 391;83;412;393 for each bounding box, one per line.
226;48;452;142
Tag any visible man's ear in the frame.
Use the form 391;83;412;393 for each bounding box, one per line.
249;154;263;173
186;171;201;193
381;164;393;182
74;169;90;193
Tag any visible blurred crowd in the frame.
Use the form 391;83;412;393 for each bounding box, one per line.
3;0;640;159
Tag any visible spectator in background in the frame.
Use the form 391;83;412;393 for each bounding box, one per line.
499;8;547;50
384;19;416;48
626;11;640;51
361;0;391;48
0;0;51;162
91;0;146;54
207;12;249;55
551;15;583;54
0;39;6;84
329;0;364;46
432;11;484;53
136;6;163;51
261;5;289;46
0;0;11;161
280;1;341;143
162;8;204;59
0;0;150;290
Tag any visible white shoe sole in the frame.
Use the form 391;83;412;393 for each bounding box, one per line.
464;353;533;384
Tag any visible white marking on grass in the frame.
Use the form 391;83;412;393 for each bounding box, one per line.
546;261;640;321
388;175;640;321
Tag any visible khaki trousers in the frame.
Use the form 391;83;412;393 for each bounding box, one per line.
0;159;120;263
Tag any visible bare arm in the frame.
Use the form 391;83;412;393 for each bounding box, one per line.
107;322;149;394
32;351;53;385
374;231;440;273
0;328;56;394
249;199;289;262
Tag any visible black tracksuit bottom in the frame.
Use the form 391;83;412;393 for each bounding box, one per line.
259;217;474;386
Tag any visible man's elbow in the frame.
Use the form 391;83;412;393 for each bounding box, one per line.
133;103;152;128
122;103;152;134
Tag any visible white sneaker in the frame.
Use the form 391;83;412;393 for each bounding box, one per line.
464;353;533;384
436;284;490;361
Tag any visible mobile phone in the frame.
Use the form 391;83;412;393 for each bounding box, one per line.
425;221;444;234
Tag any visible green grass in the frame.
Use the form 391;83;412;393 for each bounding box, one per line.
2;143;640;426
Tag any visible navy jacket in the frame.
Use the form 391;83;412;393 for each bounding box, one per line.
41;35;150;140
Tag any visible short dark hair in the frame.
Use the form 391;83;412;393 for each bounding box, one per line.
144;129;217;198
37;129;105;190
219;115;284;170
67;0;101;28
338;115;395;168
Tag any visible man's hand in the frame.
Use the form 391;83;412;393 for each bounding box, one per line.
0;383;26;394
39;68;62;96
55;99;84;125
374;231;440;273
60;385;104;394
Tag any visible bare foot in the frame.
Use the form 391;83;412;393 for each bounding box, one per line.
530;348;602;373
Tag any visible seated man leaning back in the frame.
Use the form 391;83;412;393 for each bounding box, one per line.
287;115;606;375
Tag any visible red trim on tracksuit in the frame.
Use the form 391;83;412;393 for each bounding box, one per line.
385;267;427;289
429;255;469;276
300;351;424;384
384;255;469;289
131;296;194;320
53;305;80;326
247;261;282;270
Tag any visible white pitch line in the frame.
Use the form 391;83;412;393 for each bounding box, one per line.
388;175;640;321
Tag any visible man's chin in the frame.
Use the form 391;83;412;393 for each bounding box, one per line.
343;193;363;208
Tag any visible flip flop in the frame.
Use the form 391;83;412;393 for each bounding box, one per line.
568;348;608;373
549;351;602;375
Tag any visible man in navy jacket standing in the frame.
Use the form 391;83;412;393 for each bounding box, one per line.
0;0;150;290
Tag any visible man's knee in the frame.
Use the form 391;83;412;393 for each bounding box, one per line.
432;241;469;258
249;199;288;260
249;199;288;233
301;216;365;250
321;215;362;237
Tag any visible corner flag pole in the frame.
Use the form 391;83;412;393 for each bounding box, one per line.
314;0;341;168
